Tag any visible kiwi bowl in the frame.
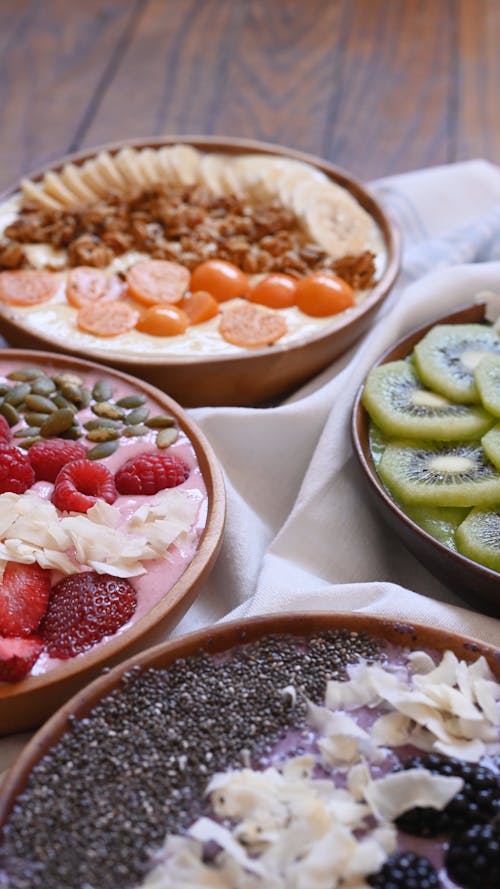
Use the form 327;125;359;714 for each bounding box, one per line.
352;302;500;617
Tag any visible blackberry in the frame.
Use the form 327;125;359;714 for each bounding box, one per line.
395;753;499;837
446;822;500;889
368;851;439;889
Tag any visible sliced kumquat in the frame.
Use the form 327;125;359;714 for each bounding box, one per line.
219;302;287;349
0;270;60;306
247;274;298;309
126;260;190;306
77;300;139;337
180;290;219;325
66;266;124;309
295;273;355;317
136;304;189;337
190;259;249;302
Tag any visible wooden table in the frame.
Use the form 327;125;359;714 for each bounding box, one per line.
0;0;498;191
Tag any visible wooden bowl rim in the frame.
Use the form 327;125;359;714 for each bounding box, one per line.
0;135;402;368
351;300;499;585
1;608;498;827
0;347;226;707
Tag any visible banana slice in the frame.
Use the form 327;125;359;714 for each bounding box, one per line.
114;147;148;189
93;151;127;190
137;148;163;186
60;164;100;203
21;178;61;209
42;171;79;206
303;183;372;259
79;159;113;197
168;145;201;185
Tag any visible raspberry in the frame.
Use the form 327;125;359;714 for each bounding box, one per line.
0;414;11;443
41;572;137;658
0;443;35;494
52;459;117;513
446;822;500;889
0;562;51;637
368;852;439;889
396;753;500;836
0;635;43;682
28;438;87;483
115;451;190;495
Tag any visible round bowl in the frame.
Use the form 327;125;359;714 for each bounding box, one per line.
0;611;498;887
0;136;401;407
351;301;499;617
0;349;225;735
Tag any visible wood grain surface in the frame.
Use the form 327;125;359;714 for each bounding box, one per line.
0;0;498;190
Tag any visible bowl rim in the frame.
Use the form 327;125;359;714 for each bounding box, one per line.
1;608;498;826
0;347;226;708
0;134;402;369
351;299;499;587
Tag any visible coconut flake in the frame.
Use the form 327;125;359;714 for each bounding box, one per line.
362;768;463;822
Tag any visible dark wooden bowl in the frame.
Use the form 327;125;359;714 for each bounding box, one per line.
0;136;401;407
1;610;498;835
0;349;225;735
351;302;499;617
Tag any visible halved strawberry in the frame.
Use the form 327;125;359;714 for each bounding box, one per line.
0;562;51;637
0;635;43;682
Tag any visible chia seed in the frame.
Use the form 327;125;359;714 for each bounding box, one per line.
0;630;381;889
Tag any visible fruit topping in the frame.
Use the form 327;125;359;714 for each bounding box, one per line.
0;443;35;494
76;300;140;337
135;303;189;336
190;259;249;302
126;259;190;306
368;851;439;889
295;271;354;316
446;822;500;889
0;635;43;682
482;423;500;471
219;301;287;347
115;452;189;495
179;289;219;324
395;753;500;836
0;562;51;637
0;414;11;443
247;273;298;309
28;438;87;482
455;508;500;571
66;266;124;308
0;269;60;305
474;354;500;417
414;323;500;403
52;459;117;513
41;571;137;658
362;361;493;440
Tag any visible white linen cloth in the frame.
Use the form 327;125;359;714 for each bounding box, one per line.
1;159;500;775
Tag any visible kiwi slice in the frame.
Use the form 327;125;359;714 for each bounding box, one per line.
378;440;500;507
414;324;500;403
404;504;469;548
482;424;500;471
362;361;493;440
455;508;500;572
474;353;500;416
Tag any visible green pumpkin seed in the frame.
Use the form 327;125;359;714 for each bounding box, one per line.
60;383;85;405
25;411;50;427
14;426;41;438
60;426;84;440
4;383;31;405
86;428;120;442
0;384;9;396
122;424;149;437
53;394;77;412
116;393;146;409
87;440;119;460
41;408;75;437
92;379;114;402
7;367;41;382
124;405;149;425
52;372;83;388
92;401;125;420
157;427;179;448
30;377;57;396
25;394;58;413
18;436;42;449
78;387;91;408
0;402;20;426
84;418;122;431
146;414;176;429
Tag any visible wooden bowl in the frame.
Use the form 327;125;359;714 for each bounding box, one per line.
0;349;225;735
1;611;498;868
0;136;401;407
351;302;499;617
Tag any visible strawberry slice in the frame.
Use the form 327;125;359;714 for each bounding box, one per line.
0;635;43;682
0;562;51;637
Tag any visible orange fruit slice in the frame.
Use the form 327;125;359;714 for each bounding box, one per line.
190;259;249;302
136;304;189;336
0;270;60;306
126;260;190;306
77;301;139;337
295;273;354;317
180;290;219;325
219;302;287;348
247;274;298;309
66;267;124;309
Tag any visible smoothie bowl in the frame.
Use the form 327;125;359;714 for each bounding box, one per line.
0;137;400;406
0;349;225;734
0;612;498;889
352;301;500;617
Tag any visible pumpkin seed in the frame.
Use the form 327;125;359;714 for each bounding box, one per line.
41;408;75;437
53;394;77;412
7;367;41;382
61;384;85;405
92;401;125;420
116;393;146;409
18;436;42;449
0;384;9;395
122;424;149;437
60;426;84;440
25;394;58;413
124;405;149;425
146;414;176;429
92;379;114;402
84;418;122;431
87;440;119;460
25;411;50;427
157;427;179;448
0;402;20;426
14;426;41;438
4;383;31;405
31;377;57;396
86;428;120;442
52;372;83;388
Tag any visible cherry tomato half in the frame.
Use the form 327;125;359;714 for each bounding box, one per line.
190;259;249;303
247;274;298;309
295;273;354;317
